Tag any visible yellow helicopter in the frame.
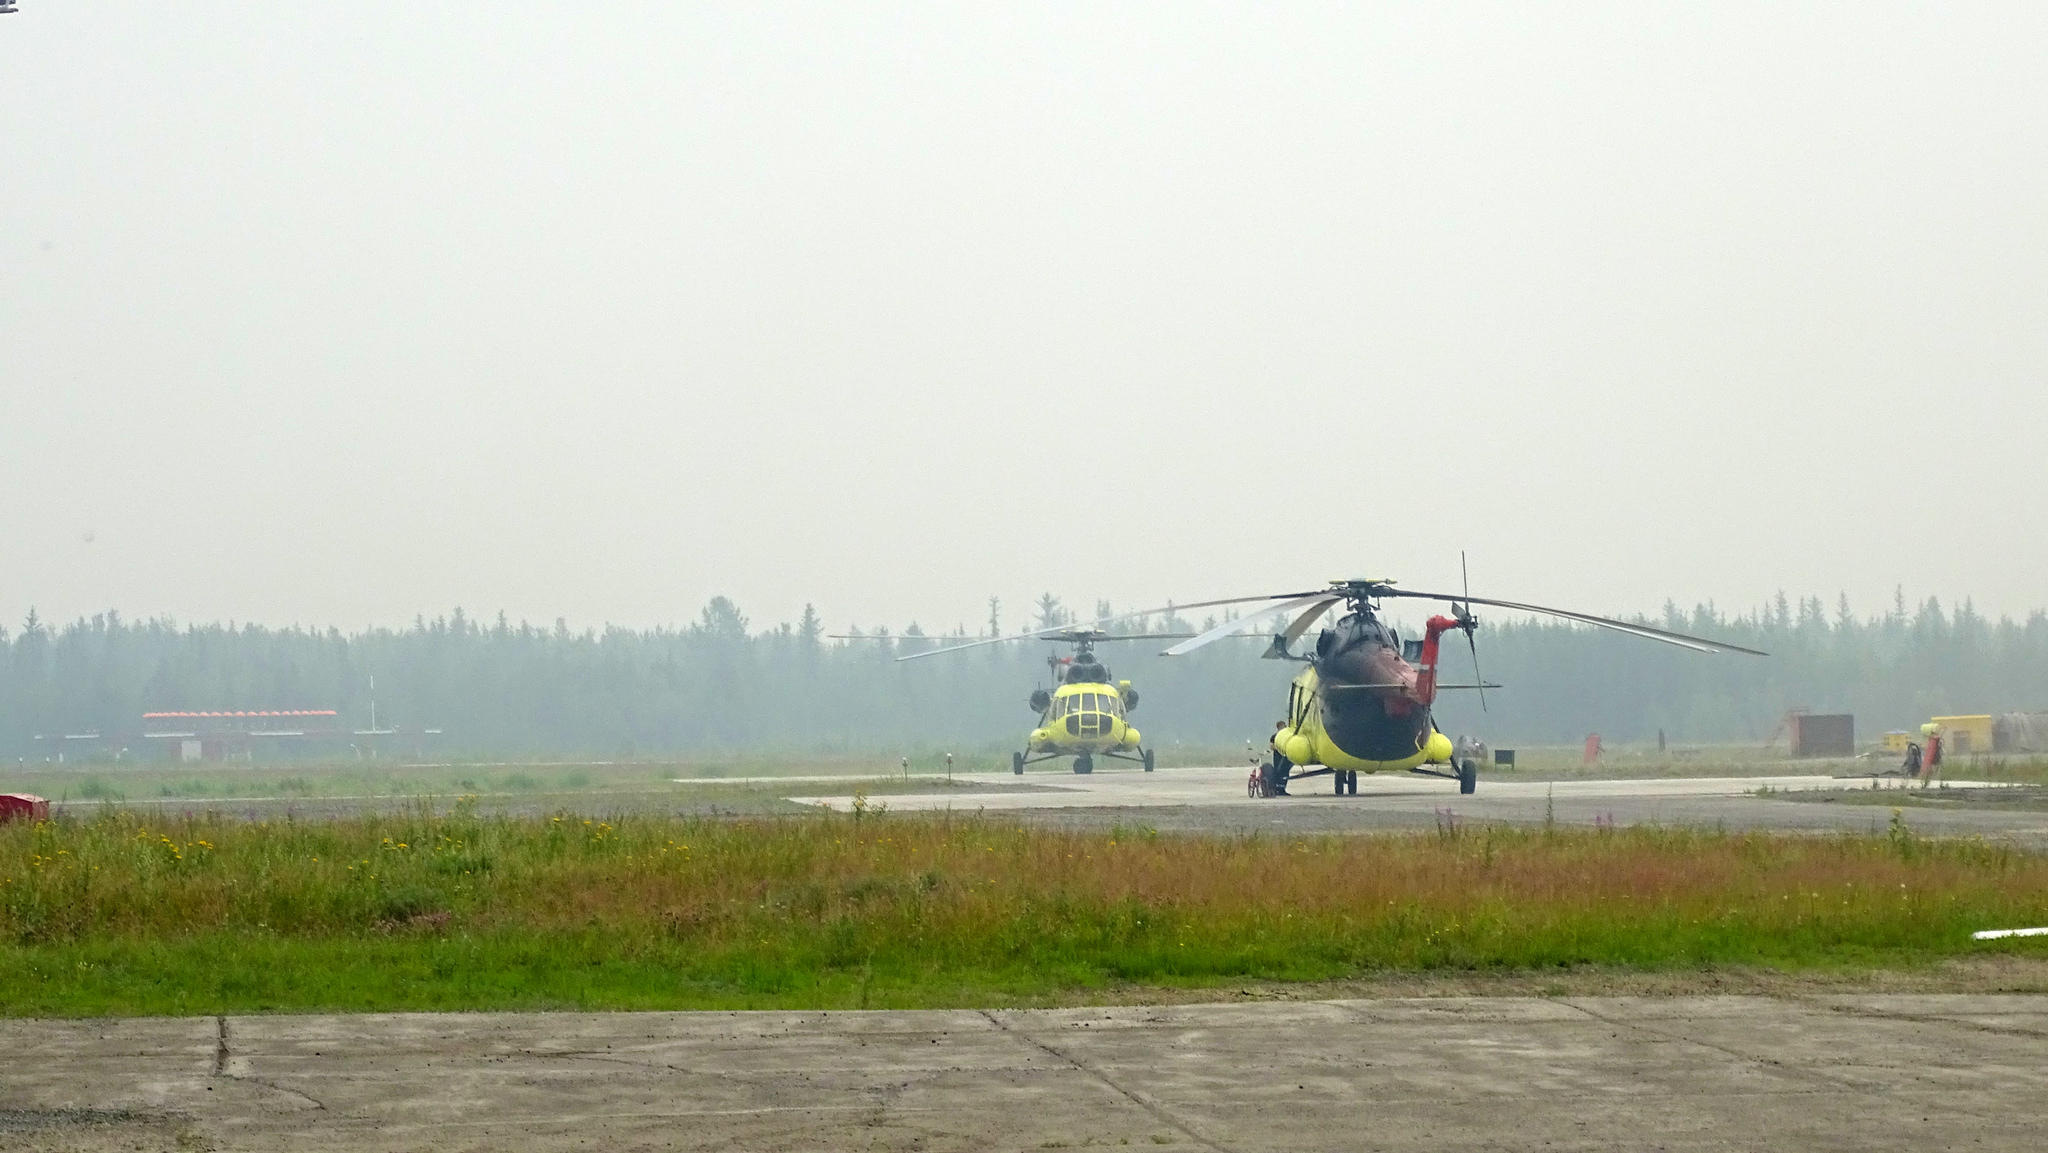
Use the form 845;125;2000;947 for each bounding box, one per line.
894;625;1197;774
1153;571;1767;797
1013;629;1153;775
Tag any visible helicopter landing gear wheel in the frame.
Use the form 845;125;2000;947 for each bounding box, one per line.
1336;770;1357;795
1013;752;1025;775
1074;755;1094;775
1142;748;1155;772
1458;758;1477;795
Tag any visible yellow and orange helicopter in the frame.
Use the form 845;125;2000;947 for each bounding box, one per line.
1150;567;1766;797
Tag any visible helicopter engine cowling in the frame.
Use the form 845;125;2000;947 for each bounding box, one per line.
1276;726;1314;766
1064;659;1111;684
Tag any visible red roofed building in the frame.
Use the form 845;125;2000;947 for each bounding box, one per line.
142;710;344;761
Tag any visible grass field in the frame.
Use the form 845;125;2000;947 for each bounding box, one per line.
4;744;1256;808
5;802;2048;1017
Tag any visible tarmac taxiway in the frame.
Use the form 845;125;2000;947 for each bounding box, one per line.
774;766;2048;845
7;995;2048;1151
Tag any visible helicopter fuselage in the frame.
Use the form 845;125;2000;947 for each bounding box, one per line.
1028;681;1143;756
1270;612;1457;773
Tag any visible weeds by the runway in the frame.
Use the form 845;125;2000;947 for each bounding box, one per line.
3;801;2046;1015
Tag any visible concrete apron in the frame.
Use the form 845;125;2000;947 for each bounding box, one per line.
788;768;2013;813
3;995;2048;1151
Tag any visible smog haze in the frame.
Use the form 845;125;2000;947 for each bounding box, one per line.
3;3;2044;635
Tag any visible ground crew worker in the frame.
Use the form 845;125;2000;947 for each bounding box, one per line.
1919;723;1943;780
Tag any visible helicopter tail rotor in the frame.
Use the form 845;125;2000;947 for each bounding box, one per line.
1457;551;1487;712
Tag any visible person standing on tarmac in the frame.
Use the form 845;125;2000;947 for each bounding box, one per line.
1919;723;1944;780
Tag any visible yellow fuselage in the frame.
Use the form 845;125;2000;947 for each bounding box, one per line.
1271;667;1454;773
1028;682;1142;755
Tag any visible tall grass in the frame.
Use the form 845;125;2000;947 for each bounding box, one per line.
3;805;2045;1015
1952;757;2048;785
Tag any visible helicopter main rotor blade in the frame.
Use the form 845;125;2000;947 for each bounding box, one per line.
893;626;1078;660
1084;633;1199;642
1162;594;1335;656
828;634;972;642
893;591;1323;661
1380;589;1768;656
1278;596;1342;650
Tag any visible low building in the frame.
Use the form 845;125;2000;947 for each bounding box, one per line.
1930;715;1996;756
1789;713;1854;758
142;711;344;761
1994;713;2048;753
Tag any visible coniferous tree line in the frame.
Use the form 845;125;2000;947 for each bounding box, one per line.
2;591;2044;759
1426;592;2048;745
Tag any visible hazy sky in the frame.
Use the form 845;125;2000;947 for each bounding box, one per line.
4;3;2044;637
